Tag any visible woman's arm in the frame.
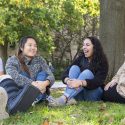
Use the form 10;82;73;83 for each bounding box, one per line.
5;56;33;87
104;62;125;91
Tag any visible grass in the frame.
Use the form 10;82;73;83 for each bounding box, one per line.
1;89;125;125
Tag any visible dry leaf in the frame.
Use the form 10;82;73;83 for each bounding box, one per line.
41;118;49;125
57;121;63;125
108;117;114;124
99;103;107;111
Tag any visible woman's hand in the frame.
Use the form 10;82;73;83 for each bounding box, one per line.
32;80;50;93
31;81;43;91
31;81;39;88
67;79;86;88
104;81;117;91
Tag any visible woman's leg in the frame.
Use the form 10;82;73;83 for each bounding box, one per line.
0;75;40;114
35;71;49;103
63;65;81;98
20;71;48;103
65;69;95;100
36;71;48;81
48;68;96;106
48;65;81;106
74;70;103;101
74;87;103;101
102;84;125;103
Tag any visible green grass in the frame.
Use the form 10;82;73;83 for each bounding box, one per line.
1;89;125;125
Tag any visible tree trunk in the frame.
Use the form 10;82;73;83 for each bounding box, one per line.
100;0;125;79
0;42;8;65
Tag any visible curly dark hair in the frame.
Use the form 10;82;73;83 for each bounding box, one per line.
84;36;109;72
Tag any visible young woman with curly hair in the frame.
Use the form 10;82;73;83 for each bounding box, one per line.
49;36;109;106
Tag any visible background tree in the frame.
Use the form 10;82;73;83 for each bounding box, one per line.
0;0;99;79
100;0;125;79
0;0;58;62
52;0;99;64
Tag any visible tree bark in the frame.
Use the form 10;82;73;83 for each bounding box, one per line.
0;42;8;65
100;0;125;79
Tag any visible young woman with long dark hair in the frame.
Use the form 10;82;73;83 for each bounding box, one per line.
6;36;55;103
49;36;109;106
4;36;55;114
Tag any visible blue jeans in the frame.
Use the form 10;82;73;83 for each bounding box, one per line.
36;71;48;101
20;71;48;101
64;65;103;101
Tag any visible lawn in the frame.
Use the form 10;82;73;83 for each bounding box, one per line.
1;89;125;125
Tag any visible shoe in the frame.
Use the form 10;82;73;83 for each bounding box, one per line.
48;96;66;107
66;98;77;105
48;96;77;107
46;96;58;104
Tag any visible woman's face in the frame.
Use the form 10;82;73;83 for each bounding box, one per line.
83;38;94;59
22;38;37;58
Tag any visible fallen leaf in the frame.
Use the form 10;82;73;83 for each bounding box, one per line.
108;117;114;124
57;121;63;125
99;103;107;111
41;118;49;125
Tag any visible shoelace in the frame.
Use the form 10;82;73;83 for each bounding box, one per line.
32;98;39;106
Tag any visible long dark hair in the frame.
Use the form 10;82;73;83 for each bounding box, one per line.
84;36;108;72
16;36;38;75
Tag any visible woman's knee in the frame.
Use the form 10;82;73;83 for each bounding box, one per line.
70;65;80;71
82;69;93;75
79;69;94;79
69;65;81;78
37;71;48;81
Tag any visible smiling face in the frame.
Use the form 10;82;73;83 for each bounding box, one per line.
22;38;37;58
83;38;94;60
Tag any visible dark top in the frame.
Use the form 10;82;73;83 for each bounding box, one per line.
62;54;108;90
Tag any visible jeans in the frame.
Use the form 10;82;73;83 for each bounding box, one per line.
64;65;103;101
20;71;48;101
36;71;48;101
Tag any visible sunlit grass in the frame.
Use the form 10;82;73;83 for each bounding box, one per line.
1;90;125;125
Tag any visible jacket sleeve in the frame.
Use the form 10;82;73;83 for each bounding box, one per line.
5;56;33;87
40;57;55;86
85;65;108;89
111;61;125;84
61;56;81;84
